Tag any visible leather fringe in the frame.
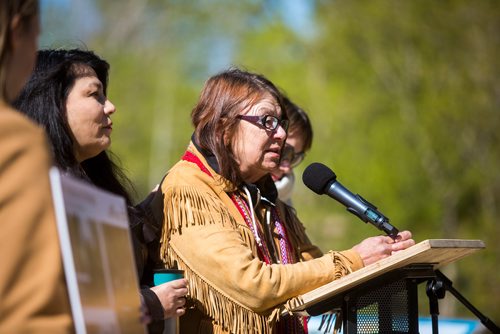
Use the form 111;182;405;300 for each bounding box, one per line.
160;185;239;245
330;251;354;279
282;251;354;317
165;248;276;334
159;185;276;333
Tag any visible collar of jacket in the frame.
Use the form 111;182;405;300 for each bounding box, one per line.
191;134;279;206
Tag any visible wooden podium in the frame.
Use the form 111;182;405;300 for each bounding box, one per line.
281;239;485;334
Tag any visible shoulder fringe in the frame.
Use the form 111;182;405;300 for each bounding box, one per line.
164;248;277;334
160;185;239;248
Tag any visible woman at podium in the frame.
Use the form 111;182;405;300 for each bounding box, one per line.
154;68;415;333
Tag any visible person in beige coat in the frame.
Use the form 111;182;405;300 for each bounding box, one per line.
154;68;415;333
0;1;72;332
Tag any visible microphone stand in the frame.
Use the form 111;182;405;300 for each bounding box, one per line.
425;269;499;334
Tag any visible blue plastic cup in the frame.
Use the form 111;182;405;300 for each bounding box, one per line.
153;269;184;286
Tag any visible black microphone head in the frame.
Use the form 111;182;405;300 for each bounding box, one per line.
302;162;337;195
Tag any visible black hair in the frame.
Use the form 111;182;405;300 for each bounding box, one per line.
13;48;134;204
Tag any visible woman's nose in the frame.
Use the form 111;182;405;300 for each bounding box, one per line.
274;124;287;140
104;99;116;115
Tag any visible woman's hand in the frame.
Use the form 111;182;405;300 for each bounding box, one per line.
150;278;189;319
352;230;415;266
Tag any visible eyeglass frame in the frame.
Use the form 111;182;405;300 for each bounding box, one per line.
236;114;289;132
280;144;305;168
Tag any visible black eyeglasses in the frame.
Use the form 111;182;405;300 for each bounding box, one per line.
236;114;289;132
280;144;305;168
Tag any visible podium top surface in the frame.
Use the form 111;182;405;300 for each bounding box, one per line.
283;239;484;314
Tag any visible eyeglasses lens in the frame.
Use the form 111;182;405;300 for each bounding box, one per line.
280;145;304;167
263;116;278;130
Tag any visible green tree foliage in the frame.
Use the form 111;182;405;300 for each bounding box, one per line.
233;0;500;321
40;0;499;322
305;0;500;320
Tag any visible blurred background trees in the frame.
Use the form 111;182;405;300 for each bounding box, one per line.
40;0;499;323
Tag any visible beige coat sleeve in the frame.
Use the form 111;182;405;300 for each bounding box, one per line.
163;165;363;314
170;223;361;312
0;108;72;333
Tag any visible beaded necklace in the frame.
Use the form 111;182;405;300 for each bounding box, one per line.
230;192;273;264
270;207;295;264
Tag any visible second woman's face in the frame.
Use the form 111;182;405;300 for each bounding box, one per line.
231;95;287;183
66;71;116;162
271;131;306;181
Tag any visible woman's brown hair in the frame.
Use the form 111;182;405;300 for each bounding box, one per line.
282;95;313;152
192;67;285;186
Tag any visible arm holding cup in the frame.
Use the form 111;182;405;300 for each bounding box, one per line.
150;278;188;318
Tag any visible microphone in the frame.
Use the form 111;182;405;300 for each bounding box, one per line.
302;162;399;238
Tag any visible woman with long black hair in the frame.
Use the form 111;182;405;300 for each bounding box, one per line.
14;48;188;333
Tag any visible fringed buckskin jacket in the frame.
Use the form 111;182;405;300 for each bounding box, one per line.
159;141;364;333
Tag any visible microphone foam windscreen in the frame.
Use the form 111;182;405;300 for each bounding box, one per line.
302;162;337;195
